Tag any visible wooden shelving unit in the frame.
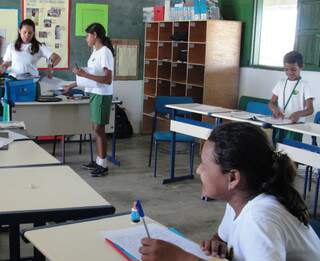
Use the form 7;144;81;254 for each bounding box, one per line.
142;20;242;133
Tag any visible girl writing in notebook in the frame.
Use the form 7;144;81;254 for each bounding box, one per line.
139;122;320;261
0;19;61;78
64;23;114;177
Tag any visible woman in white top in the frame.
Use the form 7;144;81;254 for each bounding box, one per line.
139;122;320;261
64;23;114;177
0;19;61;78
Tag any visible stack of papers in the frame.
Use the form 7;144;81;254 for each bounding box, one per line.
0;121;26;129
230;112;294;125
101;224;211;260
0;130;29;140
0;133;13;150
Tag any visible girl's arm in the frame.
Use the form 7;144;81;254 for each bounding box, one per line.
73;67;112;85
0;61;12;74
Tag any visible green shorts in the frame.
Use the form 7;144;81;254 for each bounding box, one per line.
89;94;112;125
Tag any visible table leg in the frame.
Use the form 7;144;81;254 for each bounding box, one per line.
9;223;20;261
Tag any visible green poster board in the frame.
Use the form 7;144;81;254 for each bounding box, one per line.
76;3;109;37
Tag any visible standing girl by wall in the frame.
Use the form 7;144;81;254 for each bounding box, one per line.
64;23;114;177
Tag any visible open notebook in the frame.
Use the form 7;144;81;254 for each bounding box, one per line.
101;224;225;261
230;112;294;125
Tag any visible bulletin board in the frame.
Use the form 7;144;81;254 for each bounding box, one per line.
112;39;139;80
75;3;109;37
22;0;70;69
0;8;19;49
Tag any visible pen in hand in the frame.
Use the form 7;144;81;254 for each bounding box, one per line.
136;200;150;238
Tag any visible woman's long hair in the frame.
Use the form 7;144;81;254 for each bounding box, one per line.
15;19;41;55
209;122;309;226
85;23;114;56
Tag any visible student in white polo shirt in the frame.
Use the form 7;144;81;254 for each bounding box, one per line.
139;122;320;261
0;19;61;78
64;23;114;177
268;51;314;142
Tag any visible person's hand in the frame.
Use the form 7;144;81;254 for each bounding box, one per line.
0;65;5;75
289;112;300;123
139;238;198;261
73;67;87;77
201;234;228;259
272;107;284;119
63;84;74;94
47;70;53;79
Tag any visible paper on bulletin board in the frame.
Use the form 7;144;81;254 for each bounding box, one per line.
116;45;138;77
75;3;109;37
22;0;70;69
0;9;18;55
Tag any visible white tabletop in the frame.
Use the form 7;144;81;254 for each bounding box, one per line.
24;214;224;261
209;111;265;127
0;140;59;168
273;122;320;137
165;103;234;115
0;165;109;212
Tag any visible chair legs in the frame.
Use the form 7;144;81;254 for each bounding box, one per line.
153;141;159;177
304;166;311;200
148;135;154;167
313;170;320;217
189;142;195;177
79;134;83;154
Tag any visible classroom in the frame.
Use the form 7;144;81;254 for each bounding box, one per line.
0;0;320;260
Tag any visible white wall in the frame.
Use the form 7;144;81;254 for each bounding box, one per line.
113;80;144;134
239;68;320;117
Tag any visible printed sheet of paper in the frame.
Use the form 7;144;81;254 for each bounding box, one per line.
116;45;138;77
0;130;28;141
101;223;211;260
255;116;293;125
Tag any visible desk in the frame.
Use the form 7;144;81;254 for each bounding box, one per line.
0;140;60;168
13;99;121;165
23;214;223;261
0;165;115;260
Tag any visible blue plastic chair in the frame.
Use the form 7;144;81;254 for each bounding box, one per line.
148;96;196;177
246;101;272;115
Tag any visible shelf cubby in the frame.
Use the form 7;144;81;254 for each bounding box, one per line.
158;42;172;61
159;22;173;41
172;63;187;83
187;64;204;86
144;60;157;78
143;96;155;114
144;78;157;96
172;42;188;62
157;80;171;96
145;42;158;59
146;23;159;41
171;82;186;96
189;21;206;43
188;43;206;64
157;61;171;80
186;85;203;104
173;22;189;41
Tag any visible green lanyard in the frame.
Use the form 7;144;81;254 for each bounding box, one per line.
283;78;301;112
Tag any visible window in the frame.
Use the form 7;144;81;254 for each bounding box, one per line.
253;0;298;67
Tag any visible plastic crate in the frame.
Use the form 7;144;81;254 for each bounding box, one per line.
4;79;37;102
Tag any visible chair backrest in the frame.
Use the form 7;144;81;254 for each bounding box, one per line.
314;111;320;124
312;111;320;146
246;101;272;116
154;96;193;116
238;95;269;111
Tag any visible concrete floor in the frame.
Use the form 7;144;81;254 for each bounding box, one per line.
0;134;318;259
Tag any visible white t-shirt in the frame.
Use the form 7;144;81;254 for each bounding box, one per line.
3;43;52;77
272;79;314;122
218;194;320;261
86;46;114;95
